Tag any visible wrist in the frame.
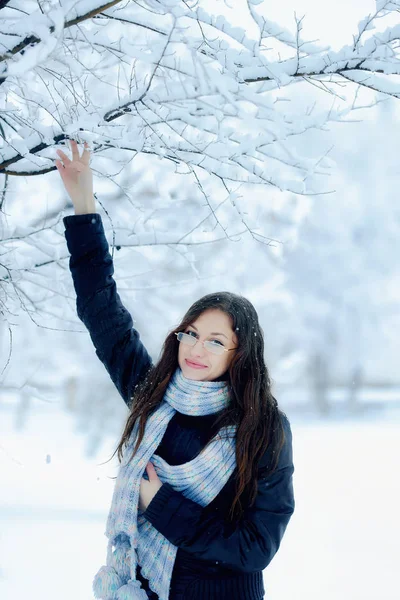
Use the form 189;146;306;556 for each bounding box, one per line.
74;198;96;215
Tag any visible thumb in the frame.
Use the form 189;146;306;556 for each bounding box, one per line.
146;461;158;480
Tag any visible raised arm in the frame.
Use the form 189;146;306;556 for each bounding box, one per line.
63;214;153;406
57;140;153;407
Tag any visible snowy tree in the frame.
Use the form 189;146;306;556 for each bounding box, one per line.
280;98;400;413
1;0;400;403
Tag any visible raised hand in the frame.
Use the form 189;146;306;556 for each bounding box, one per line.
55;139;96;215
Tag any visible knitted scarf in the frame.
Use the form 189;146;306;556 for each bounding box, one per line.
93;367;237;600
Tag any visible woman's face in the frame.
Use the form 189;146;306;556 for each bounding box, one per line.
178;308;238;382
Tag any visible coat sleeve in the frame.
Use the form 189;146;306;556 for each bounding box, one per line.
63;213;153;407
143;415;295;573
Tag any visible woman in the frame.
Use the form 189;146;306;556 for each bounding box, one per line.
56;140;295;600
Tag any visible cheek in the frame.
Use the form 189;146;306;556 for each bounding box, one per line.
178;344;189;364
223;352;234;370
214;352;230;371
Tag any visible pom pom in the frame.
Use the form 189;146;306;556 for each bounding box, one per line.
93;565;124;599
110;541;131;580
116;581;147;600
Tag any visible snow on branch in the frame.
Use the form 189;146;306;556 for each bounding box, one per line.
0;0;396;198
0;2;399;276
0;1;123;82
0;0;399;367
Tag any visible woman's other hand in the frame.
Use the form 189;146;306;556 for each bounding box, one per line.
139;461;163;512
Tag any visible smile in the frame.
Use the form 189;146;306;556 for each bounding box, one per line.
185;359;207;369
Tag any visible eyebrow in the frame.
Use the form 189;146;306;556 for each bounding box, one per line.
189;324;229;340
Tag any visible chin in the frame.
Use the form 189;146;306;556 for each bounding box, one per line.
180;362;210;380
182;367;207;379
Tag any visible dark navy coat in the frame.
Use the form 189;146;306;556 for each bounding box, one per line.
63;213;295;600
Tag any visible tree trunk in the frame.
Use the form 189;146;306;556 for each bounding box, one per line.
310;352;330;415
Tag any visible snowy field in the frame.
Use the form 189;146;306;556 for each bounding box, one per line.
0;398;398;600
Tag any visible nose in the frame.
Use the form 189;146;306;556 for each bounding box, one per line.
189;338;207;358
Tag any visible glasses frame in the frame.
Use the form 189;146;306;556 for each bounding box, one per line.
174;331;237;355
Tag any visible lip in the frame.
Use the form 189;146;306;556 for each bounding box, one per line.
185;359;207;369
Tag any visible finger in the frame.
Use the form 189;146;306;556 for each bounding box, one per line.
81;142;91;165
70;139;79;161
147;462;159;480
56;148;71;165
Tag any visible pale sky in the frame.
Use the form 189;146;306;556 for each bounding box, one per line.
205;0;380;49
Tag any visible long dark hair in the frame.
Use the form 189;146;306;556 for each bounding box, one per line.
111;291;286;523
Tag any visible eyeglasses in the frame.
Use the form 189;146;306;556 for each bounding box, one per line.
175;332;237;356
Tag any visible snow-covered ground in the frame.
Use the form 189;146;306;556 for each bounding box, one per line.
0;397;398;600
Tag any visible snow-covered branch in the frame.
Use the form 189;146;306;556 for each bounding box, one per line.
0;0;123;84
0;0;399;326
0;1;398;195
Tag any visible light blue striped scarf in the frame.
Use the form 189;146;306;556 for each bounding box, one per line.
93;367;237;600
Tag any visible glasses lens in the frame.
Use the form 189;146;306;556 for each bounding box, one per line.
176;332;225;355
204;341;225;355
177;332;195;346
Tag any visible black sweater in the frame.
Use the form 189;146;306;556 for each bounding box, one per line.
63;212;295;600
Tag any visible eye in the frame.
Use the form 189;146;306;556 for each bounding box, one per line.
185;330;224;346
185;329;197;338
